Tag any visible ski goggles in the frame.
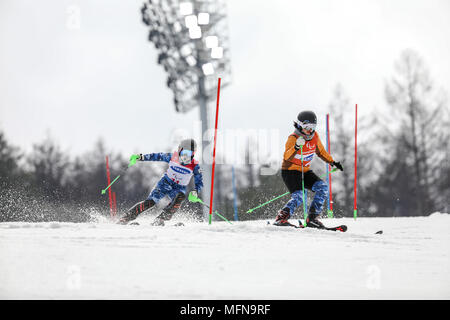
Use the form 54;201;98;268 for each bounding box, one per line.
295;120;316;132
180;149;194;163
180;149;193;157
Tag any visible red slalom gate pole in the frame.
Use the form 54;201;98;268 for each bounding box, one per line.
105;156;113;218
354;104;358;220
209;78;222;225
326;114;334;218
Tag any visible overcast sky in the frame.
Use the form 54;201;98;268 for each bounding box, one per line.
1;0;449;162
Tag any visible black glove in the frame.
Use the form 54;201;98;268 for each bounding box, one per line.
332;161;343;171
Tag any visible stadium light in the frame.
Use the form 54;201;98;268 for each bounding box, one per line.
211;46;223;59
141;0;231;222
205;35;218;48
173;21;182;33
189;26;202;39
180;2;193;15
186;55;197;66
198;12;210;25
202;62;214;75
185;15;198;28
180;44;192;57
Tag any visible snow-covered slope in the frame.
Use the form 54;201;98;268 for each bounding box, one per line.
0;213;449;299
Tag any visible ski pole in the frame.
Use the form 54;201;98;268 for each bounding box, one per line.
326;113;334;218
245;168;339;214
300;146;307;223
101;154;140;195
188;192;232;224
246;192;290;213
323;168;338;177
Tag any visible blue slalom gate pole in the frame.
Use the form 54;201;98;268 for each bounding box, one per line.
326;114;334;218
326;115;330;214
231;165;239;221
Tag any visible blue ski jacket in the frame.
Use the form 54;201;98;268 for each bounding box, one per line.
141;152;203;192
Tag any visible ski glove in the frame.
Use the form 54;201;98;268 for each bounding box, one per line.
137;153;144;161
295;136;306;150
190;190;198;199
332;161;343;171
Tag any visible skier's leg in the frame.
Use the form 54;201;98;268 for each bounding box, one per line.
309;180;328;213
276;170;303;222
152;191;186;226
306;177;328;228
118;199;156;224
117;178;168;224
277;190;303;221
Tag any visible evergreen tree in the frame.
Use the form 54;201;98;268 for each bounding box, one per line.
0;130;23;186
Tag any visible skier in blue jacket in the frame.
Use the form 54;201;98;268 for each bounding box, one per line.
118;138;203;226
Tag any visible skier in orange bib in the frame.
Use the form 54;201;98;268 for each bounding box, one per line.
275;111;343;228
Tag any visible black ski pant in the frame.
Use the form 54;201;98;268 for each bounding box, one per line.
281;169;329;215
126;192;186;222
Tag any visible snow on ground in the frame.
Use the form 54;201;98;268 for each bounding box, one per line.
0;213;449;299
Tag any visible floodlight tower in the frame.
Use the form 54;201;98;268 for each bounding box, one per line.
141;0;231;221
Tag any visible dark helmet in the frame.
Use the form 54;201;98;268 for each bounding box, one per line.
293;111;317;140
178;138;197;164
178;138;197;152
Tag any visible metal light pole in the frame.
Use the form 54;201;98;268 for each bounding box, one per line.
197;74;211;221
141;0;231;221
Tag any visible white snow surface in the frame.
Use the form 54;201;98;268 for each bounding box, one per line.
1;213;449;300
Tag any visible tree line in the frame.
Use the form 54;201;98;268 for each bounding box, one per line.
0;49;448;222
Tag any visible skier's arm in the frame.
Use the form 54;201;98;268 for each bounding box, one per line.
142;153;172;163
315;137;334;164
283;136;299;161
193;165;203;192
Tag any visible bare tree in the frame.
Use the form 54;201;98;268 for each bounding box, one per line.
28;134;69;200
328;84;354;214
385;49;447;215
431;102;450;212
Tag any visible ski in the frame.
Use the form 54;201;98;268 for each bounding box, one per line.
323;225;347;232
270;220;304;229
268;220;347;232
123;221;185;227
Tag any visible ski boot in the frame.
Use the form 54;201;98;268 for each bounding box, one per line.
117;199;155;225
150;192;186;226
273;208;291;226
305;213;325;229
117;211;139;225
151;217;165;226
151;209;173;226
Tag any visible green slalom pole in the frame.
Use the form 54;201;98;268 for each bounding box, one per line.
188;192;232;225
244;168;339;214
246;192;290;213
101;175;121;195
101;154;140;195
300;145;307;223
